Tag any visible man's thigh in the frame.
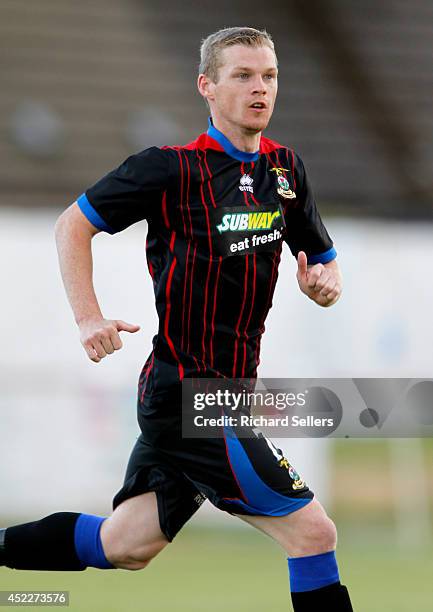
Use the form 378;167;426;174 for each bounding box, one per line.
101;491;167;566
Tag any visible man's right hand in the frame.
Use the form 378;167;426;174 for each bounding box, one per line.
79;318;141;363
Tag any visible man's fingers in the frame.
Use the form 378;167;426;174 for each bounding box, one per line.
296;251;308;279
315;283;341;306
320;278;338;297
312;270;330;292
305;265;325;290
110;331;123;351
102;324;123;351
80;318;139;362
84;334;117;362
100;335;115;355
84;344;101;363
324;284;341;301
91;339;107;359
115;320;141;333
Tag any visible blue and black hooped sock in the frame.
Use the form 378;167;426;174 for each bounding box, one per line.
288;551;353;611
1;512;113;571
73;514;113;569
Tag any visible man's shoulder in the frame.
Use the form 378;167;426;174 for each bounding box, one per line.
259;135;291;154
259;137;305;175
160;132;219;154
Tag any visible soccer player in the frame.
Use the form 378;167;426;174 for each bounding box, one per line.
0;27;352;611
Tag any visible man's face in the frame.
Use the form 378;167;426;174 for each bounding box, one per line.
205;44;278;134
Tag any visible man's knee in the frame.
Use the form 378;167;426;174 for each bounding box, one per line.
236;499;338;558
301;512;337;554
288;501;337;556
107;532;168;571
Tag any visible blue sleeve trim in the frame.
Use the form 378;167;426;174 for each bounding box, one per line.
307;247;337;265
77;193;116;234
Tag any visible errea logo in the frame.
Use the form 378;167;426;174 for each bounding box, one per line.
239;173;254;193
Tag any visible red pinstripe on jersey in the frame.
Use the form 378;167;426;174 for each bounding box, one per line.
202;148;220;367
161;191;169;229
241;163;260;377
164;231;184;380
232;253;249;378
186;241;197;356
241;252;256;377
182;149;193;239
181;240;191;352
209;255;222;369
175;148;187;237
140;352;155;403
195;148;214;367
202;257;213;365
203;150;217;209
249;161;261;208
230;162;254;377
196;149;213;253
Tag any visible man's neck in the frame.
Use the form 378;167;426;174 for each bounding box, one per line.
211;117;261;153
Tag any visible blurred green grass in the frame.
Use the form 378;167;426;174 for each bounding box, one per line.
1;524;433;611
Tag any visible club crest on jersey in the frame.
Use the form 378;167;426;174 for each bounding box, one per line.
270;167;296;199
216;209;281;234
239;173;254;193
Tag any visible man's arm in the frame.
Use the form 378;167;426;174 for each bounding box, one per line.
296;251;342;307
54;202;140;362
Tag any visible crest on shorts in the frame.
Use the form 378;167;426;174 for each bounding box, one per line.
270;167;296;199
286;463;306;490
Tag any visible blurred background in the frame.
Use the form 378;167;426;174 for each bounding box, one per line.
1;1;432;610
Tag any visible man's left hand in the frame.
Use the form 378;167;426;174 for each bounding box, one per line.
296;251;342;307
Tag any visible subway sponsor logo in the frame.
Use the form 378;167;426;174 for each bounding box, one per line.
216;210;281;234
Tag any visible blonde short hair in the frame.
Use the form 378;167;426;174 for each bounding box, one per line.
199;26;276;83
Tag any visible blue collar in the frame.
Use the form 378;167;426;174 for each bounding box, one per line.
207;117;259;163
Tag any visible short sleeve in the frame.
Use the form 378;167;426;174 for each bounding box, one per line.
284;153;337;264
76;146;170;234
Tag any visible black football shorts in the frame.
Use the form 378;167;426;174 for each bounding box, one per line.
113;378;314;541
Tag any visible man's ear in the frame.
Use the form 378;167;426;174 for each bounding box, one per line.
197;73;215;103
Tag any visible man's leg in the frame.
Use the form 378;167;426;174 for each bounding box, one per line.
0;428;205;573
100;491;168;570
0;492;168;571
235;498;353;611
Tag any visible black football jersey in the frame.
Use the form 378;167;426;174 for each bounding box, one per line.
77;120;336;383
